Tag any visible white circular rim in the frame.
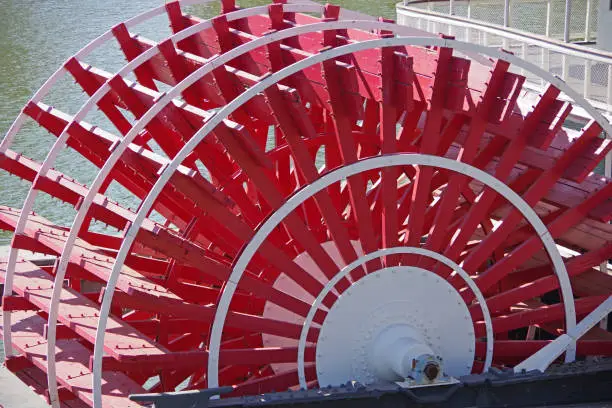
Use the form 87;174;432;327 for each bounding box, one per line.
206;153;574;389
296;246;493;389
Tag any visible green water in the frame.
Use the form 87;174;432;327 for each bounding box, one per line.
0;1;399;246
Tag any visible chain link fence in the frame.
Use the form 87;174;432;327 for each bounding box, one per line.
407;0;598;42
400;0;612;110
398;2;612;177
403;12;612;108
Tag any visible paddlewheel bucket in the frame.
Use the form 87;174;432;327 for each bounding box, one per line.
0;1;611;407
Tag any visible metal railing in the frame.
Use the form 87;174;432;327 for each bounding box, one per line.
396;2;612;176
398;5;612;113
404;0;597;43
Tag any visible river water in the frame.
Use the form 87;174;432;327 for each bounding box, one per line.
0;0;401;246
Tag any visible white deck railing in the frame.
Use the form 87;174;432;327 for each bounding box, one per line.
396;3;612;176
397;4;612;114
403;0;597;43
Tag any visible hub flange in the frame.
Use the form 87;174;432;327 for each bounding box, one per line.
316;267;475;387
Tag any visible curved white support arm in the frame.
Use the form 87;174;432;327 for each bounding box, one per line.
514;296;612;373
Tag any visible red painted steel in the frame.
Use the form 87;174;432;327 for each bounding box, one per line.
0;1;611;407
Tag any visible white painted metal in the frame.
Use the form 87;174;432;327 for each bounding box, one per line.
296;246;493;389
466;2;472;40
406;0;587;44
541;48;550;87
546;0;552;37
514;296;612;373
608;66;612;107
315;266;473;387
562;54;570;82
521;42;527;76
396;5;612;63
585;0;592;41
93;31;612;397
370;325;439;382
564;0;572;42
599;0;612;51
504;0;510;27
585;59;592;98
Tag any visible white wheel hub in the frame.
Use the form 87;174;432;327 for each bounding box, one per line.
316;267;475;387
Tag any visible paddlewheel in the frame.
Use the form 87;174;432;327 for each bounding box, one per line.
1;1;611;407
